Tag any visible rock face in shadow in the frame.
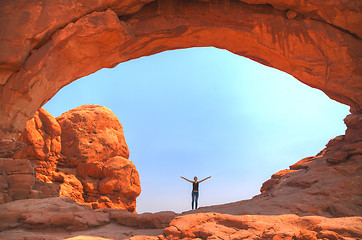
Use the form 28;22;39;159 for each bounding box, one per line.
0;158;59;204
0;0;361;156
10;105;140;212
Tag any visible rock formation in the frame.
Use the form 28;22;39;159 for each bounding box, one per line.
163;213;362;240
0;158;58;204
10;105;140;212
189;112;362;218
56;105;140;211
14;108;61;182
0;0;361;239
0;0;361;155
0;197;174;239
0;197;110;232
1;111;361;239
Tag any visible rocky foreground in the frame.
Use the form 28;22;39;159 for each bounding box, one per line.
0;110;361;239
0;198;361;239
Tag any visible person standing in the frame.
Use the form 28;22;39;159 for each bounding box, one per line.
181;176;211;210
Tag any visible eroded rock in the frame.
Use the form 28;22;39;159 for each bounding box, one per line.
11;105;140;211
0;0;361;153
14;108;61;181
56;105;129;167
163;213;362;240
105;208;177;229
56;105;140;211
0;158;58;203
0;197;110;231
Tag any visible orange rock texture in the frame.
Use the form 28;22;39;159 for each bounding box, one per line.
11;105;140;212
0;0;361;239
163;213;362;240
0;198;361;239
56;105;129;168
0;0;361;155
0;158;59;203
56;105;140;211
14;108;61;182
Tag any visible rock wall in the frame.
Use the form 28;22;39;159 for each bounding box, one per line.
0;0;361;156
11;105;141;212
0;158;58;204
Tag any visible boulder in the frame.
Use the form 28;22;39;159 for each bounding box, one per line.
56;105;140;211
56;105;129;167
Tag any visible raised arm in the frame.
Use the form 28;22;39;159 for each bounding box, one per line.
199;176;211;183
181;176;193;183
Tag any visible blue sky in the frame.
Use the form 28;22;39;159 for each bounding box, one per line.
43;47;349;213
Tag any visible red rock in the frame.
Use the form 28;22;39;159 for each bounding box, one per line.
55;105;140;211
260;169;296;193
14;108;61;160
104;208;177;229
57;172;85;203
0;0;361;156
0;1;361;238
163;213;362;240
4;105;140;212
344;113;362;142
0;158;60;203
14;108;61;180
327;150;349;163
4;158;34;175
0;197;110;231
0;175;8;190
0;158;36;201
289;156;315;170
56;105;129;167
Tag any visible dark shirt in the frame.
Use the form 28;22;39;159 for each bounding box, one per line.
193;182;199;191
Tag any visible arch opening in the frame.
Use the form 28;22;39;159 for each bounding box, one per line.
42;47;350;213
0;1;361;235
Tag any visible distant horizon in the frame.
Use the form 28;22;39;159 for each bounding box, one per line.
44;47;350;213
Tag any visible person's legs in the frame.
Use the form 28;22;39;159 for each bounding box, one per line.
191;192;195;209
195;191;199;209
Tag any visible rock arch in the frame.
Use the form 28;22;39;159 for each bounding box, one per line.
0;0;361;155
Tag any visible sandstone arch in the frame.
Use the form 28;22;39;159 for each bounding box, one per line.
0;0;361;155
